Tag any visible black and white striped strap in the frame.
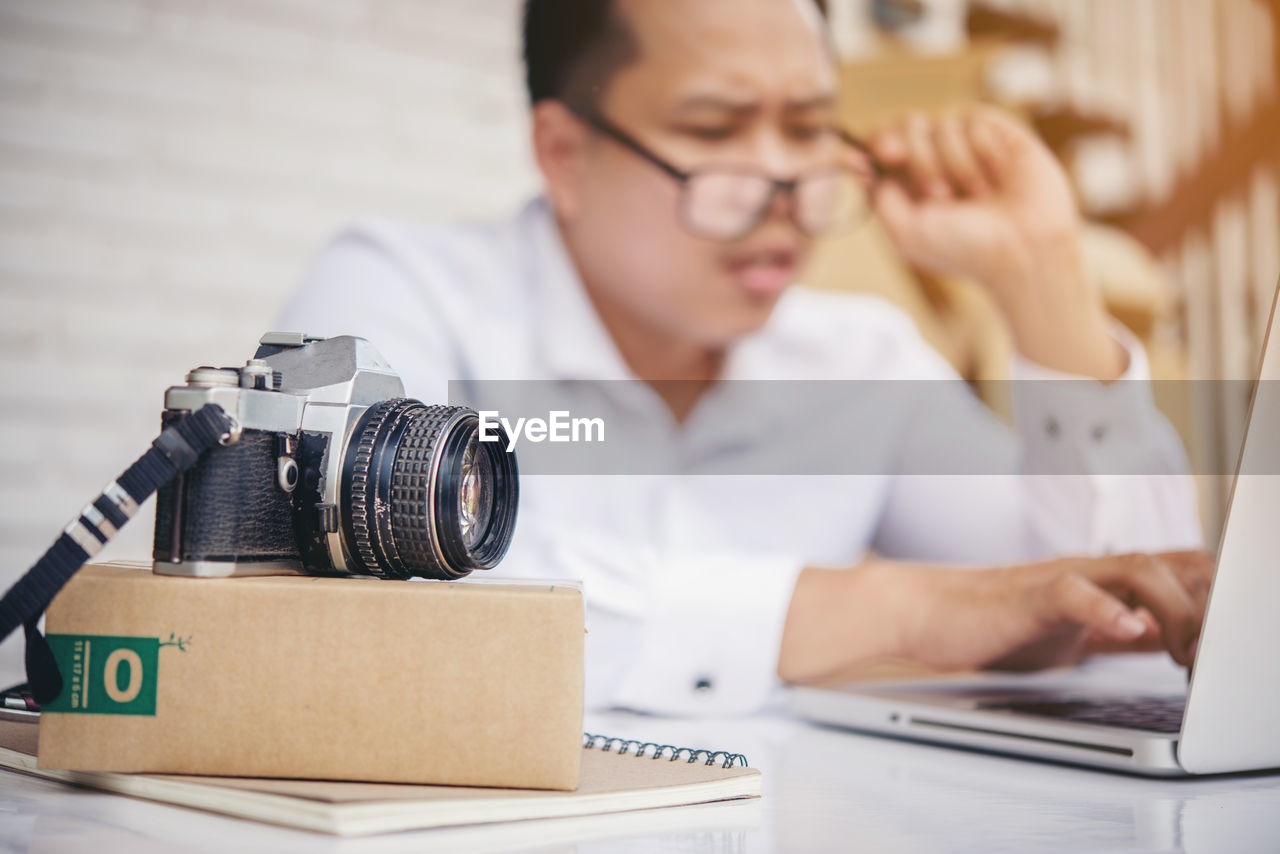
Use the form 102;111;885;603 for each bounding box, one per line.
0;403;236;705
60;480;140;559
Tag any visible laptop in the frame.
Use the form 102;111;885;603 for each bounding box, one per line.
791;283;1280;777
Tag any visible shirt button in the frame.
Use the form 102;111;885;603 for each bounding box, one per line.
1091;424;1108;442
693;676;714;694
1044;417;1061;439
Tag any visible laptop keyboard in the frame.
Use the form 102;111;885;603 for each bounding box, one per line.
978;695;1187;733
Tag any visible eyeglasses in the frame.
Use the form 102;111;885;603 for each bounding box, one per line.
575;110;884;243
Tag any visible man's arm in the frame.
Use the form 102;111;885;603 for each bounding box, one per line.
779;550;1214;685
854;106;1201;559
789;109;1212;681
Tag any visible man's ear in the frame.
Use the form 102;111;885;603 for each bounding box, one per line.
531;100;591;219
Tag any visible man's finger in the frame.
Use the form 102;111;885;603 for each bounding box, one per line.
1133;605;1162;636
1110;555;1201;667
870;180;936;259
1081;606;1164;656
1040;571;1148;643
934;113;989;198
966;113;1010;192
1155;549;1215;577
840;146;877;183
1159;550;1215;616
869;125;910;165
902;112;949;200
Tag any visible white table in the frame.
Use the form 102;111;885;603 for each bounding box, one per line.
2;657;1279;853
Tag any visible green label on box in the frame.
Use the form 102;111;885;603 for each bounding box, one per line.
43;635;160;716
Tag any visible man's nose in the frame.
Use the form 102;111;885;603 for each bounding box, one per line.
749;130;807;179
748;133;805;226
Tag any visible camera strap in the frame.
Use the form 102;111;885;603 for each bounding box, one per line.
0;403;237;705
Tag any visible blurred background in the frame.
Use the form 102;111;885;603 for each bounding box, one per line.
0;0;1277;676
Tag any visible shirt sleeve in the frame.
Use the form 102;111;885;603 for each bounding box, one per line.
503;518;802;717
1009;322;1203;554
612;551;801;715
873;323;1202;564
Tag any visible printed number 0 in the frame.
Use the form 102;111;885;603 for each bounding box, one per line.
103;649;143;703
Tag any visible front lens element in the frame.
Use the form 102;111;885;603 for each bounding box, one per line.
458;436;494;550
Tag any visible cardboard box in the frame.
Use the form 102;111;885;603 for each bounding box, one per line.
36;563;584;790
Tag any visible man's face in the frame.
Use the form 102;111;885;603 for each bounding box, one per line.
552;0;840;350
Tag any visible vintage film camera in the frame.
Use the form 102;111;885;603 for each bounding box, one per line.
153;333;518;580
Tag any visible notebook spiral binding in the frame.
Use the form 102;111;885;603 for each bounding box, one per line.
582;732;749;768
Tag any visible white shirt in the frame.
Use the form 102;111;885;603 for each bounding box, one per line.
278;198;1202;716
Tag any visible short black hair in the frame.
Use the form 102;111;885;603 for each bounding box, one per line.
521;0;830;108
522;0;638;107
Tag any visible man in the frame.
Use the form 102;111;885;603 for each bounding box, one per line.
279;0;1209;715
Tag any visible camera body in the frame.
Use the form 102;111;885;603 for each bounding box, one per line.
153;332;518;580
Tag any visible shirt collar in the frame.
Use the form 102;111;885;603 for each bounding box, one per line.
523;197;636;381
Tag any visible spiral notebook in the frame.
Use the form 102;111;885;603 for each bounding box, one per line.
0;720;761;837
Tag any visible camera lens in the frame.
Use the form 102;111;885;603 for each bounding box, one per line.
343;399;518;580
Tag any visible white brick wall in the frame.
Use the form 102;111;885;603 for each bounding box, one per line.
0;0;540;681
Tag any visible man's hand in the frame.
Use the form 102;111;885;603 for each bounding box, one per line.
858;107;1125;380
778;551;1215;684
901;551;1214;672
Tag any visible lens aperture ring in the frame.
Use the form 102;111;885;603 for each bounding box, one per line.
345;398;412;578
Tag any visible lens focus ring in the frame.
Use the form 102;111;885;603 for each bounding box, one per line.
385;404;472;579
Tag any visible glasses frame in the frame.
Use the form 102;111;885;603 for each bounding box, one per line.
573;108;886;242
